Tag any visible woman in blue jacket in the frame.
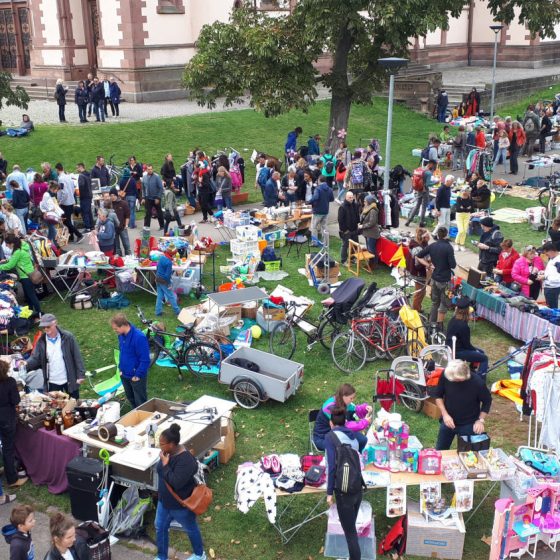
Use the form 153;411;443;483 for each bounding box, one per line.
96;209;116;256
109;77;122;117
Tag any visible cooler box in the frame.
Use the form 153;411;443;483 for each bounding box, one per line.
66;457;105;522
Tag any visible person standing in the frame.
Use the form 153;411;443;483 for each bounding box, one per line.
39;183;62;243
345;152;366;192
161;154;177;189
522;105;540;157
493;130;510;173
91;155;111;188
90;77;105;122
452;125;466;171
436;88;449;123
10;181;29;234
55;163;83;243
405;160;437;228
0;152;8;181
6;504;36;558
111;314;150;409
320;149;336;188
311;175;334;244
285;126;302;155
142;164;165;229
434;359;492;450
44;512;89;560
539;109;553;153
109;188;131;256
493;239;519;286
54;79;67;123
325;406;365;560
76;163;94;232
120;168;138;229
6;164;28;195
96;209;116;256
102;76;115;117
359;194;379;268
416;227;456;327
195;165;214;224
508;121;525;176
511;245;545;300
540;242;560;309
74;81;89;123
109;77;121;117
433;174;453;236
406;227;431;312
215;166;233;211
454;188;473;251
162;182;183;235
475;217;503;275
155;423;208;560
155;244;181;316
338;191;360;265
85;72;94;118
25;314;85;399
29;173;48;209
0;360;28;489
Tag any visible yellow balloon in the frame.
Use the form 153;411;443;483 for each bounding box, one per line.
250;325;262;340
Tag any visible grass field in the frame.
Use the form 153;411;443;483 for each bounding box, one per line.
7;92;551;559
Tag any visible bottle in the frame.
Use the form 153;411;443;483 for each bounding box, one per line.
55;410;64;435
63;411;74;430
43;410;55;431
147;424;156;447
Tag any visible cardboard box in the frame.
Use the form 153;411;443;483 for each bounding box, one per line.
220;411;234;437
221;306;242;322
262;307;286;321
305;254;339;282
422;397;442;420
214;433;235;464
117;410;155;432
406;501;465;559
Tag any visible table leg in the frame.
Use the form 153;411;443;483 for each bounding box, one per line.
273;494;328;545
465;480;497;524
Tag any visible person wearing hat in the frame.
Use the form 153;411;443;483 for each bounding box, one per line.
25;314;85;399
155;244;181;317
432;174;454;236
539;242;560;308
474;217;503;275
119;167;138;229
109;187;131;256
358;193;379;268
446;298;488;380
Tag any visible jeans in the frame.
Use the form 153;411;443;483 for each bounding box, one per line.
126;196;137;228
0;417;18;484
429;279;450;323
478;261;496;276
87;101;94;116
113;102;120;117
544;286;560;309
156;283;181;315
164;210;183;235
46;222;57;243
313;431;367;453
218;194;232;211
60;204;81;239
455;348;488;379
20;277;41;315
121;376;147;408
155;501;204;559
452;147;465;170
115;229;131;256
48;382;79;400
80;198;94;230
144;198;164;228
334;490;363;560
436;421;476;451
455;212;470;246
104;97;115;116
494;147;509;172
337;181;346;202
96;101;105;122
58;104;65;122
341;233;359;264
406;190;429;225
365;236;378;264
78;104;87;122
311;214;328;244
14;207;27;233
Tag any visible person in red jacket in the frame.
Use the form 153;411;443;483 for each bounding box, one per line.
475;126;487;149
494;239;519;286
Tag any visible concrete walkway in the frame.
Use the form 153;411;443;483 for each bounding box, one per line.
441;65;560;87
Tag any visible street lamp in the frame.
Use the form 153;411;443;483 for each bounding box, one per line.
489;24;504;123
378;57;408;201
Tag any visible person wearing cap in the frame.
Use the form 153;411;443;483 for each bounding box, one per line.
109;187;131;256
494;239;519;286
475;217;503;275
512;245;544;299
110;313;150;408
446;298;488;380
155;244;181;316
25;314;85;399
433;174;454;236
358;193;379;268
540;242;560;308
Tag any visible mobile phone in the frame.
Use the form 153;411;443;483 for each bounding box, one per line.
471;240;478;246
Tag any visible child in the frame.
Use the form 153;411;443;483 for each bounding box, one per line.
494;129;510;173
162;182;183;235
4;504;35;560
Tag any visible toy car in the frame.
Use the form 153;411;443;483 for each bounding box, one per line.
518;447;560;476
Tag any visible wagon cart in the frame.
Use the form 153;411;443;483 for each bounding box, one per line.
219;347;304;409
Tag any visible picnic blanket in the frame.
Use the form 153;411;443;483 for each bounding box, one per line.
490;208;528;223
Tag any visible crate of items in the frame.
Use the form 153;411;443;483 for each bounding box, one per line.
236;225;261;242
479;448;517;481
230;239;261;259
224;212;251;229
263;260;282;271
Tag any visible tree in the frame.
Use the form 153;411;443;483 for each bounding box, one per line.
183;0;560;152
0;72;29;111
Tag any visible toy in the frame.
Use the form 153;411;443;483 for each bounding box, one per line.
453;480;474;512
386;484;406;517
458;451;488;479
442;457;468;481
418;449;442;475
402;448;419;473
479;448;516;481
372;443;389;469
518;447;560;476
250;325;262;339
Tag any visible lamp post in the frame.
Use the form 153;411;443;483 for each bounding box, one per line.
378;57;408;196
489;24;504;123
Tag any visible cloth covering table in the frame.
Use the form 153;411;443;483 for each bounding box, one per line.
375;237;410;267
14;424;81;494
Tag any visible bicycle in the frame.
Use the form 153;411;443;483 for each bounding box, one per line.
538;174;560;226
107;154;127;187
136;306;222;380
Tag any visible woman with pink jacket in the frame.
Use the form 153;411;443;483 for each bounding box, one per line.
511;245;544;299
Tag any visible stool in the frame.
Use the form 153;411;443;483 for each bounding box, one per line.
347;240;374;275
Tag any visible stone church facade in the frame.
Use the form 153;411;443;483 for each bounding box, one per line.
0;0;558;103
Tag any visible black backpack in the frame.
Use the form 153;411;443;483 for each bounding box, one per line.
420;144;431;162
324;155;335;174
329;431;365;494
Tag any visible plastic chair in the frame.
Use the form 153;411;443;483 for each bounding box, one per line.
87;349;124;397
308;409;321;453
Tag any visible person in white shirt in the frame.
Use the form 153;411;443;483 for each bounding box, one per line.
54;163;83;243
25;314;85;399
540;242;560;309
40;183;63;243
5;164;28;195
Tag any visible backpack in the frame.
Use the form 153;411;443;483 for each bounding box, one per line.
97;294;130;310
257;166;271;188
524;117;536;134
324;155;335;174
329;431;365;494
350;162;364;185
335;161;347;182
411;167;426;192
420;144;431;162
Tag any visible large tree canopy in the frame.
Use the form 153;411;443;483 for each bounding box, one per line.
183;0;560;151
0;72;29;111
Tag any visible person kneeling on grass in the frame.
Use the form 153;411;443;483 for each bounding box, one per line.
155;243;181;316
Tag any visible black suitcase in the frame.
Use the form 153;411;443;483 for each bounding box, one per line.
66;457;104;521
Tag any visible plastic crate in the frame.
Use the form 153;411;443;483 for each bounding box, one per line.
224;213;251;229
479;449;516;481
324;532;376;559
236;225;261;241
264;260;282;271
230;239;261;258
202;450;219;472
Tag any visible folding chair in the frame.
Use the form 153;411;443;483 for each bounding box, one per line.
347;239;374;275
308;408;321;453
286;228;310;258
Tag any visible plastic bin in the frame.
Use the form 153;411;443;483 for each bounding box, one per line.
171;269;196;295
218;282;246;292
324;532;376;559
230;239;261;258
479;448;516;481
327;502;372;537
264;260;282;271
236;225;261;241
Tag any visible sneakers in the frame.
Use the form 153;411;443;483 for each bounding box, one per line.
186;553;207;560
0;493;16;505
454;244;459;251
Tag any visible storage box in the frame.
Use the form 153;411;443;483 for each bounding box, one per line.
422;397;442;420
261;306;286;321
324;532;376;559
327;502;372;536
406;501;465;559
236;225;261;241
479;448;516;481
241;302;258;319
214;434;236;465
117;410;156;433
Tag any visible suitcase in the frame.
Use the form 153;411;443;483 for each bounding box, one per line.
66;457;104;521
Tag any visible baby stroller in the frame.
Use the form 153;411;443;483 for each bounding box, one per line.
377;344;452;413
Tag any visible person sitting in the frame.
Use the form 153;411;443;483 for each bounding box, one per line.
471;179;491;210
433;359;492;451
20;114;34;131
511;245;545;299
312;383;372;452
493;239;519;287
446;298;488;380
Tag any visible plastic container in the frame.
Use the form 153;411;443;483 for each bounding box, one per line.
236;225;261;241
218;281;246;292
324;532;376;559
230;239;261;258
442;456;468;481
327;502;372;537
479;448;516;481
264;260;282;271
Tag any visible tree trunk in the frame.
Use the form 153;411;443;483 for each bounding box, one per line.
325;20;353;153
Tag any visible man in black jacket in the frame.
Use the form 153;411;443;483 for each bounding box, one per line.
417;227;456;326
475;217;503;275
25;314;85;399
91;155;110;187
76;162;93;231
90;77;105;122
338;191;360;265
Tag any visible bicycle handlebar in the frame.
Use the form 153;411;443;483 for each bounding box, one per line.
136;305;149;325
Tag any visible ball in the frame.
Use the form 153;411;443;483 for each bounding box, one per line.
250;325;262;339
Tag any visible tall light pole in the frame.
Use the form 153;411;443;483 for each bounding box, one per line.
489;24;504;123
378;57;408;195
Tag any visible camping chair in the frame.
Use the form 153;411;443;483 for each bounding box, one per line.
347;239;374;275
308;409;321;453
85;349;124;398
286;228;310;257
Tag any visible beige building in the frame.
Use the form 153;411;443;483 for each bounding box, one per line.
0;0;558;102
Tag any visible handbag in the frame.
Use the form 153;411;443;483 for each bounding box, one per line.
457;433;491;453
164;458;213;515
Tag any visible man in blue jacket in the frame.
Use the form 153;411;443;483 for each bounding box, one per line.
311;175;334;244
263;171;280;207
111;313;151;408
284;126;302;154
155;244;181;316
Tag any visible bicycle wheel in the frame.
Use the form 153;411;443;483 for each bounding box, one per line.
539;187;552;209
269;320;297;359
317;318;342;350
331;331;367;374
355;320;384;362
399;380;425;413
183;342;221;376
384;322;407;359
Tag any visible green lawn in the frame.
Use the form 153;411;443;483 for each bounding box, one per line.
8;97;541;559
